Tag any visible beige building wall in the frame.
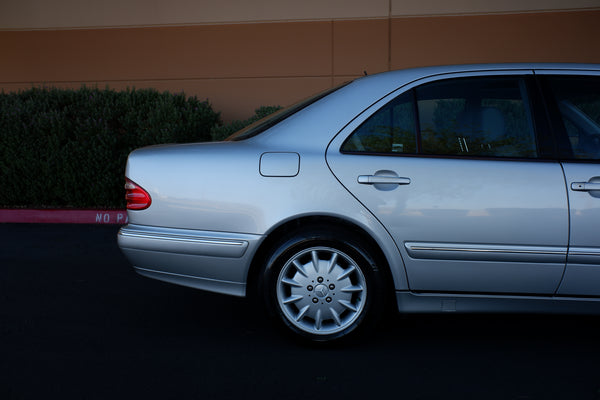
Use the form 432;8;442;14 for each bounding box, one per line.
1;1;600;121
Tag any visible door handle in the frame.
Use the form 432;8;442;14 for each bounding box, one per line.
571;182;600;191
358;175;411;185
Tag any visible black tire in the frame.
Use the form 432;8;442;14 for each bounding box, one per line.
260;226;385;343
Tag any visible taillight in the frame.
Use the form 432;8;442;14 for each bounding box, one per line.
125;178;152;210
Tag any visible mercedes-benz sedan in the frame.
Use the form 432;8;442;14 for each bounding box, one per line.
118;63;600;342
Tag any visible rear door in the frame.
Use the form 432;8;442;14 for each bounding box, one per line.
538;72;600;296
327;71;568;294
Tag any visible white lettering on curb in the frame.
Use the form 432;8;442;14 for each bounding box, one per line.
95;212;129;224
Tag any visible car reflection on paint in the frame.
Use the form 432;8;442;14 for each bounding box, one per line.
118;63;600;342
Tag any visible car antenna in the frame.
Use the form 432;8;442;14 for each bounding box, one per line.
363;70;368;76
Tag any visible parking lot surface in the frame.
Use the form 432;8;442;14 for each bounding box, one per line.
2;224;600;399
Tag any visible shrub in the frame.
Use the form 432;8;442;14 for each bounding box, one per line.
0;87;220;208
211;105;282;141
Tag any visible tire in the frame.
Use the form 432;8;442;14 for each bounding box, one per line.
261;227;385;343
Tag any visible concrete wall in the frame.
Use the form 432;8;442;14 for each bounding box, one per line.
2;1;599;121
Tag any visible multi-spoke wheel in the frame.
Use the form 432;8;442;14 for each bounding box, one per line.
277;246;366;335
262;228;384;342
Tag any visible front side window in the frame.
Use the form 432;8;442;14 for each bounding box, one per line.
547;76;600;160
342;76;538;159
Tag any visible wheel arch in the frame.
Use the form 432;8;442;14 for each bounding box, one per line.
245;215;397;304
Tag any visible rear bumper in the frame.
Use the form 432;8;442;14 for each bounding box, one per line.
118;224;263;297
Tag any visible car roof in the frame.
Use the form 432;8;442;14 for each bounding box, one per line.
253;63;600;149
350;62;600;93
361;62;600;79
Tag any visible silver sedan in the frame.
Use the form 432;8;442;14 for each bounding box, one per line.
118;63;600;342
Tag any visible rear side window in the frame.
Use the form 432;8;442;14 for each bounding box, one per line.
547;76;600;160
341;91;416;153
342;76;538;158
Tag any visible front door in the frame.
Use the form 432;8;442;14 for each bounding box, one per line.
540;73;600;296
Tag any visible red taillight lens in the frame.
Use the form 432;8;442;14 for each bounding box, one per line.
125;178;152;210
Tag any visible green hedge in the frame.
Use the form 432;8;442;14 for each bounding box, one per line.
0;87;220;209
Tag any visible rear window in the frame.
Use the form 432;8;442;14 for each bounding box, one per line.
227;83;349;141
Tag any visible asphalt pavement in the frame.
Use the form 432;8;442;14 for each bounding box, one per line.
2;223;600;400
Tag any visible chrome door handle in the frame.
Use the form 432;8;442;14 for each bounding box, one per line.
358;175;411;185
571;182;600;191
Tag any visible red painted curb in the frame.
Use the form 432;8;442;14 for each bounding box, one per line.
0;209;128;224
